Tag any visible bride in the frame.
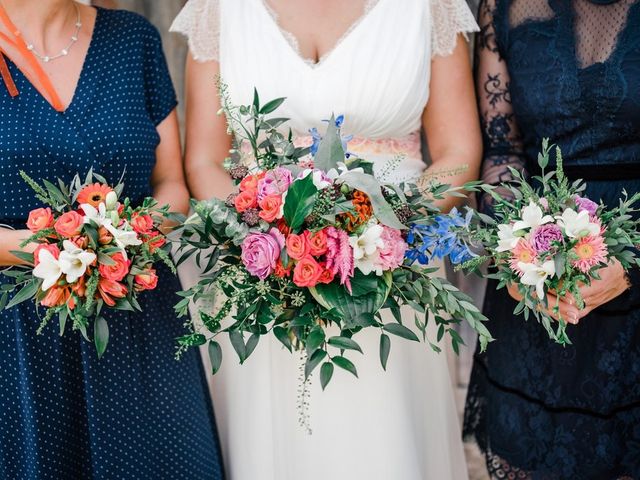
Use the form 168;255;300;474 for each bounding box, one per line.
171;1;481;479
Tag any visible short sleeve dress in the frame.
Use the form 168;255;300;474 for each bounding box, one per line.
0;8;224;480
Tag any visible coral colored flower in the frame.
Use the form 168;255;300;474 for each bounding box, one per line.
98;252;130;282
325;227;354;290
276;219;291;236
241;229;284;280
376;226;407;271
308;229;328;257
98;278;128;307
131;213;154;234
317;265;335;284
134;268;158;291
72;275;87;298
342;190;373;232
98;226;113;245
40;285;71;308
292;256;323;287
531;224;563;253
257;167;293;201
239;174;260;193
234;190;258;213
509;239;538;275
71;235;90;250
27;208;54;233
77;183;114;208
33;244;60;267
286;233;309;260
572;235;608;273
145;231;166;253
54;211;84;238
274;258;292;278
258;194;283;222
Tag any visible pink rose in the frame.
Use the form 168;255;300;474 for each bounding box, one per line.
27;208;54;233
375;226;407;271
241;229;284;280
257;167;293;201
54;211;84;238
292;255;323;287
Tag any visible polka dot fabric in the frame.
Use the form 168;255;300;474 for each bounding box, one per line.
0;8;224;480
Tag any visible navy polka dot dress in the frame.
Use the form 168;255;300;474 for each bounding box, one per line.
0;8;224;480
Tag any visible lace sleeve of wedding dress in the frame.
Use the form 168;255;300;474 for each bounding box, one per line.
169;0;220;62
475;0;527;214
430;0;480;57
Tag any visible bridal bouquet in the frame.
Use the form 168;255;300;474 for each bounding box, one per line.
175;89;491;387
1;171;175;357
463;140;640;344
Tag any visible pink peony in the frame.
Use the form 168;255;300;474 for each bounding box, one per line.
509;239;538;275
531;224;563;253
257;167;293;201
241;228;284;280
572;235;608;273
375;226;407;271
324;227;354;291
574;196;598;217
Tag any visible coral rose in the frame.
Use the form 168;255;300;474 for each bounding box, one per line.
54;211;84;238
239;174;260;193
308;229;328;256
258;194;283;223
134;268;158;291
234;190;258;213
145;231;166;253
27;208;54;233
292;256;323;288
98;252;130;282
131;213;154;234
317;265;335;284
286;233;309;260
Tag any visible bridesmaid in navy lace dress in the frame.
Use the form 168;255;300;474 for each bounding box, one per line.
464;0;640;478
0;2;223;479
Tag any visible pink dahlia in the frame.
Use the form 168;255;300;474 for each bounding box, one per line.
324;226;354;291
375;226;407;271
509;239;538;275
572;235;608;273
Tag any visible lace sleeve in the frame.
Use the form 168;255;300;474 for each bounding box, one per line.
169;0;220;63
476;0;527;214
430;0;480;57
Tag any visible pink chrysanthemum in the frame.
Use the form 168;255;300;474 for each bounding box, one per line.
325;226;354;291
509;239;538;275
572;235;608;273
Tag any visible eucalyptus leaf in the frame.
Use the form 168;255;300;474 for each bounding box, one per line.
314;114;345;172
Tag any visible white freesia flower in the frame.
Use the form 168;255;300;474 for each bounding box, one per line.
58;240;97;284
512;201;553;232
496;224;521;252
81;202;111;227
555;208;600;239
518;260;556;299
105;191;118;210
33;249;63;291
105;221;142;257
350;224;384;275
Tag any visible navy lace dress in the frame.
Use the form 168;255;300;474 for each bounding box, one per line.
463;0;640;478
0;8;224;480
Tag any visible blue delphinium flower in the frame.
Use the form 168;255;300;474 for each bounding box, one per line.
309;127;322;156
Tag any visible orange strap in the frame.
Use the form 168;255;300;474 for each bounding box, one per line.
0;5;64;111
0;50;18;98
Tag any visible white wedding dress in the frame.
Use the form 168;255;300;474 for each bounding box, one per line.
172;1;478;479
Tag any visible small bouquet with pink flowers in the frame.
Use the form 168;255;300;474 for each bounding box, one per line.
1;171;175;357
462;140;640;344
175;89;491;387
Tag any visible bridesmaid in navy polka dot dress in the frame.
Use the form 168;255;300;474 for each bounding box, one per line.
0;2;224;479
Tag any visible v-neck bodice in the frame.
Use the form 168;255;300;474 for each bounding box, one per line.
0;8;177;224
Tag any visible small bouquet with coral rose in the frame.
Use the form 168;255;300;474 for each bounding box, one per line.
1;171;176;357
174;88;491;388
460;140;640;344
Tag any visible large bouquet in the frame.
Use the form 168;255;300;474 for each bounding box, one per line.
463;140;640;344
175;89;491;387
1;171;175;356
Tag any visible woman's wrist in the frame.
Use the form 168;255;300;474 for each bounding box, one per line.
0;228;35;266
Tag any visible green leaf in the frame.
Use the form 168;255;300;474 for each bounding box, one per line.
94;317;109;359
208;340;223;374
282;174;318;231
332;355;358;378
259;97;286;115
320;362;334;390
58;308;68;336
98;252;116;266
379;333;391;370
229;330;247;363
10;250;35;265
0;291;7;311
314;114;345;172
252;88;260;110
306;327;325;354
328;336;363;353
273;326;293;352
6;278;40;309
245;333;260;360
383;323;420;342
305;349;327;378
340;172;406;229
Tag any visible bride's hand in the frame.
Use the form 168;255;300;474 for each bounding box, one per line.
507;283;580;325
0;228;36;267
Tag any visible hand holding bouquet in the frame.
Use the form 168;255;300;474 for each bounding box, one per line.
1;171;176;357
463;140;640;344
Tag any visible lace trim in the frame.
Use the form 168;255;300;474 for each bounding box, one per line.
260;0;381;68
170;0;220;62
430;0;480;57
